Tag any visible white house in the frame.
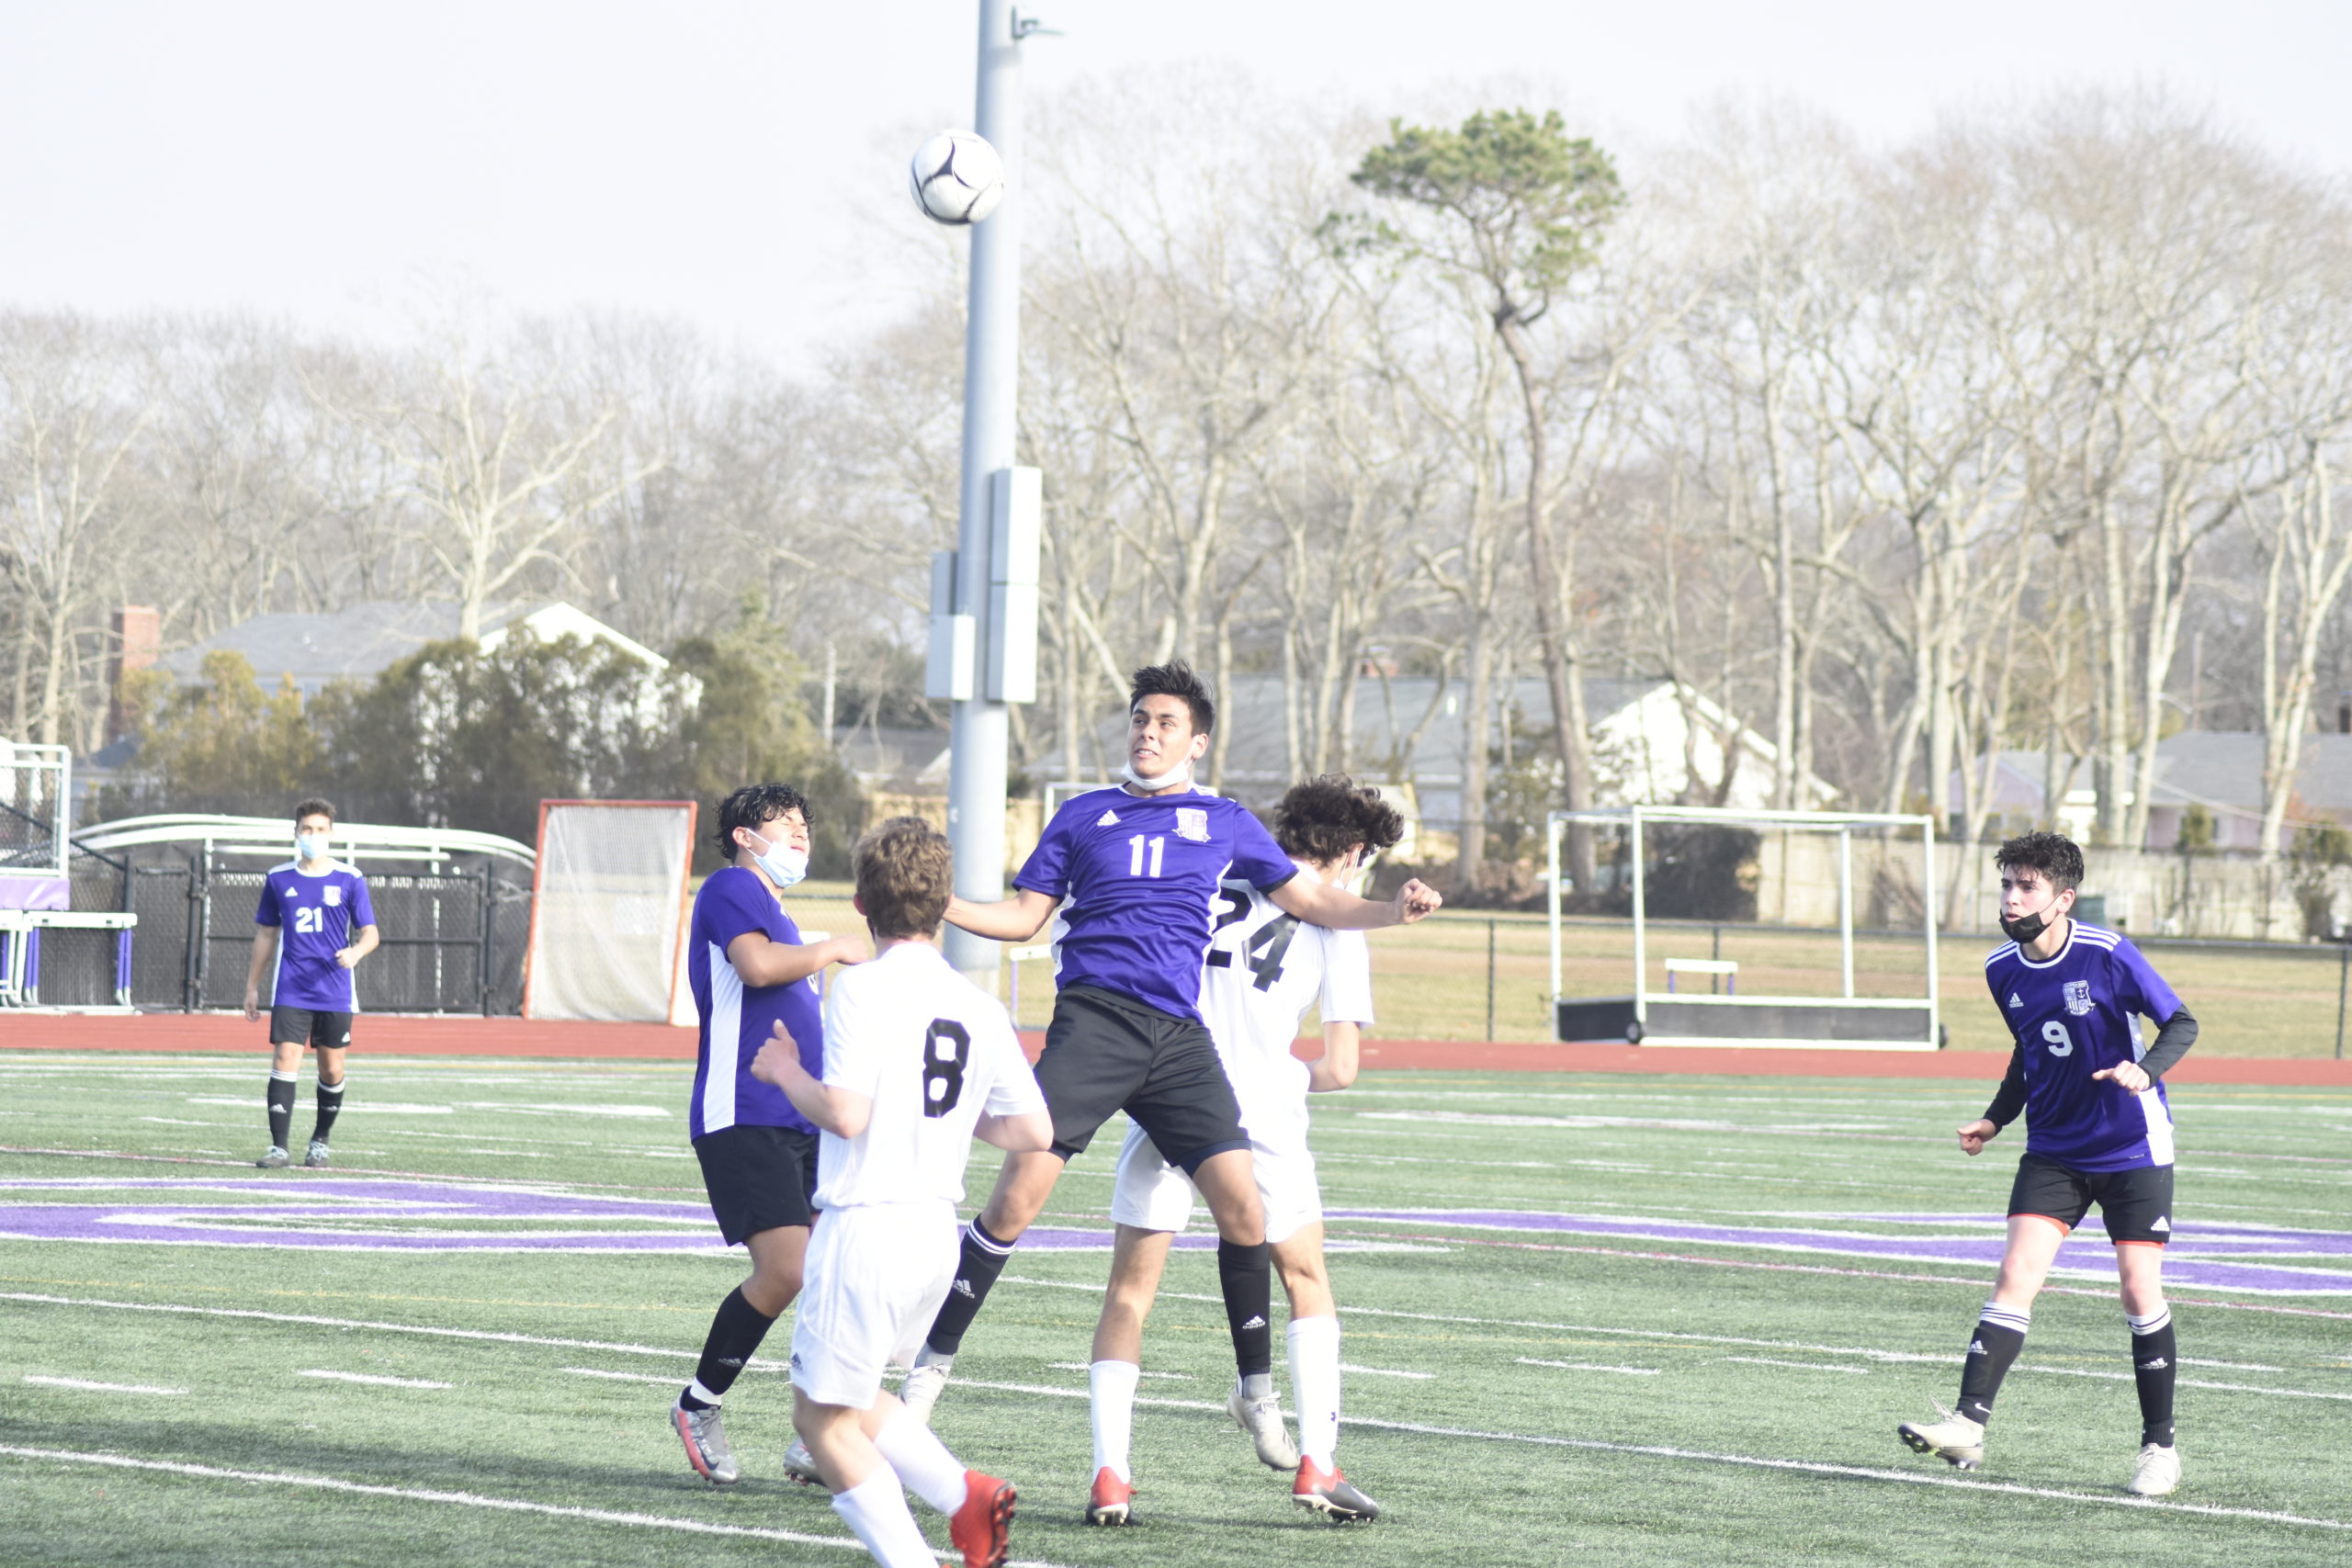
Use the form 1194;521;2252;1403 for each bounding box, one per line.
156;600;669;697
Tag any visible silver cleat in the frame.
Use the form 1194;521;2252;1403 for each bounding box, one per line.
255;1146;290;1169
302;1140;333;1168
1896;1409;1985;1471
672;1395;739;1485
783;1438;825;1486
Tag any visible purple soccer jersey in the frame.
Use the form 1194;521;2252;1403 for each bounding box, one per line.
1984;922;2187;1172
1015;786;1297;1021
685;865;824;1139
254;862;376;1012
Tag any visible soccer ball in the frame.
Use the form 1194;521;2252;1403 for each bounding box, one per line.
909;130;1005;225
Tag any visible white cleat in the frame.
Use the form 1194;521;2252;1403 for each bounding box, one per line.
1228;1377;1300;1472
2127;1442;2180;1496
1896;1411;1985;1471
899;1359;951;1427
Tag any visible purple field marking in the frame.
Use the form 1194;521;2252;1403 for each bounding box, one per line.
5;1179;2347;1290
1322;1208;2352;1295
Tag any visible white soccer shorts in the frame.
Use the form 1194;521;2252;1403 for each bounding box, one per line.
788;1202;960;1408
1109;1116;1322;1245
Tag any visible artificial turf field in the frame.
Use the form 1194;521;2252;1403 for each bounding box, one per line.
2;1051;2348;1566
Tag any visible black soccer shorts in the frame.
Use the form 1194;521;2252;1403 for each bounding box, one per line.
268;1006;354;1052
1032;984;1250;1171
2008;1151;2175;1246
693;1122;820;1247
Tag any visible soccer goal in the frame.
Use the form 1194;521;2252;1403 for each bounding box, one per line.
522;799;696;1023
1545;805;1941;1051
1;743;138;1010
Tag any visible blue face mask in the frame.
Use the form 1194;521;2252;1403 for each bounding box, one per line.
748;830;808;891
295;833;329;863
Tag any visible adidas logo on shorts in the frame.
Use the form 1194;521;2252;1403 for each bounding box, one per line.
2151;1217;2170;1232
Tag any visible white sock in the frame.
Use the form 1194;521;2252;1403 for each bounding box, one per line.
684;1378;724;1407
1089;1359;1140;1482
830;1471;935;1568
1287;1314;1341;1470
875;1407;967;1516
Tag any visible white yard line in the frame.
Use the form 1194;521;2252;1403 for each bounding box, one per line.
0;1446;1077;1567
1721;1357;1871;1375
22;1375;185;1394
297;1370;453;1390
1337;1363;1434;1379
1047;1362;1193;1380
1515;1359;1658;1376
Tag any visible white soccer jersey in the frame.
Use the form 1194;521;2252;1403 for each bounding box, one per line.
1199;866;1375;1135
810;940;1046;1210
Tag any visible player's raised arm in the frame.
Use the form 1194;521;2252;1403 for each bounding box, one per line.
727;929;866;987
944;886;1060;942
1269;874;1440;931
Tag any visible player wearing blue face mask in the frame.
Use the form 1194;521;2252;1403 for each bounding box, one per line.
672;784;870;1488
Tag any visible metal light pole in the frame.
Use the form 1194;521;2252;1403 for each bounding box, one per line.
940;0;1041;989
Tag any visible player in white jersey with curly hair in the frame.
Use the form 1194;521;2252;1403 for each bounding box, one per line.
1081;774;1404;1529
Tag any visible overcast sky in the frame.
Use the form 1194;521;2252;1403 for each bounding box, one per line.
3;1;2346;373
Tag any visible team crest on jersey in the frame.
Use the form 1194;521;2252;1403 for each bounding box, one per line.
323;886;342;906
2063;979;2092;1015
1175;807;1209;842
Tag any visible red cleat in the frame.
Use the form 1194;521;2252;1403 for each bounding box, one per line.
1083;1466;1135;1527
1293;1457;1381;1523
949;1470;1017;1568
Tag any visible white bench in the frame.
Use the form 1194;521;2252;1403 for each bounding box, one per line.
1664;957;1738;996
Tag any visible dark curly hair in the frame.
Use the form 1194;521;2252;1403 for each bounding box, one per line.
1130;660;1216;735
1272;774;1406;866
1995;829;2084;895
715;782;812;858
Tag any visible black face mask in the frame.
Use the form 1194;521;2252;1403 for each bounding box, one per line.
1999;908;2051;944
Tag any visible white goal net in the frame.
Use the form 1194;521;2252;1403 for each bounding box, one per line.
523;800;696;1022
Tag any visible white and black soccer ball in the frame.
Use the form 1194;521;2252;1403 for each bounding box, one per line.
909;130;1005;226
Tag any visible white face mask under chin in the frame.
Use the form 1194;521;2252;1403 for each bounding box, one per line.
747;831;809;891
1121;756;1193;792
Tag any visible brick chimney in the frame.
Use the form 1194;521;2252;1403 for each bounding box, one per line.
107;604;161;743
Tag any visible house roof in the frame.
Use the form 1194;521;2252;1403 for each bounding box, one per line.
157;601;664;695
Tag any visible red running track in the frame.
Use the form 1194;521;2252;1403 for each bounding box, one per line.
5;1012;2349;1086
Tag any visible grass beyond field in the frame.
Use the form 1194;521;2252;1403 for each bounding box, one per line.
3;1051;2349;1566
781;882;2352;1055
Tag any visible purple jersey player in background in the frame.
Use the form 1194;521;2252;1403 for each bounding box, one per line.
897;661;1440;1512
243;797;378;1170
1898;831;2199;1498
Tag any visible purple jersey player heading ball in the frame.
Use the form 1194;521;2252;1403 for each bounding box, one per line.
894;660;1442;1489
1898;831;2199;1498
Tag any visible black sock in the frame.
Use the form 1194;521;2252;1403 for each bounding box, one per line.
311;1080;345;1144
1957;1303;2030;1425
923;1218;1017;1357
1216;1238;1273;1378
2130;1309;2177;1447
266;1072;297;1151
682;1285;777;1407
